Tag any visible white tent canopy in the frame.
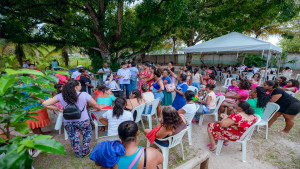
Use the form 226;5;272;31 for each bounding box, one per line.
184;32;282;54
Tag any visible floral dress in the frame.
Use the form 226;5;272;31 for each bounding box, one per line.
208;113;257;141
138;70;151;92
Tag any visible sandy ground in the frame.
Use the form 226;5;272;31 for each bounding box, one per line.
29;81;300;169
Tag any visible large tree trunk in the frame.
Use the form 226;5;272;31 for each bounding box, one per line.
141;52;146;63
241;55;246;64
172;35;177;55
62;49;69;66
15;44;25;67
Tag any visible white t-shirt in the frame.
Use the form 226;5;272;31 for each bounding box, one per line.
117;68;131;84
205;91;217;110
142;92;155;103
102;110;133;136
181;103;197;120
129;67;139;79
98;67;111;82
71;71;81;79
105;80;120;91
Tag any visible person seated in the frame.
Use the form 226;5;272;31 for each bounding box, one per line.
250;79;258;89
282;67;292;74
207;101;257;151
225;79;239;94
94;85;104;102
200;73;216;91
252;73;261;86
222;67;230;74
90;121;163;169
97;87;116;109
105;73;123;97
277;76;287;87
247;87;270;118
194;84;217;122
126;89;146;111
99;98;133;136
178;90;197;120
219;79;252;115
144;107;187;147
281;79;299;93
141;84;155;114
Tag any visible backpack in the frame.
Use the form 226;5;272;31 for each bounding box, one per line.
63;93;86;120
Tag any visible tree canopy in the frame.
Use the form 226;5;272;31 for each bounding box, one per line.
0;0;299;67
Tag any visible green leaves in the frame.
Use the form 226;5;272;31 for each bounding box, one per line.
45;74;59;83
5;68;45;76
0;76;15;95
34;139;66;155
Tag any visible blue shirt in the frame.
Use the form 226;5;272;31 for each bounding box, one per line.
129;67;138;80
162;76;171;84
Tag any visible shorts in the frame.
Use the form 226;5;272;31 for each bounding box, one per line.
283;102;300;115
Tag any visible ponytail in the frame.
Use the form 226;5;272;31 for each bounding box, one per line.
131;89;142;104
113;98;126;119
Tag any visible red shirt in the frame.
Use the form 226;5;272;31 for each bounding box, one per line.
55;74;68;85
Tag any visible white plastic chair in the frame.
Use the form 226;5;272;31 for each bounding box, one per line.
131;104;146;129
217;71;222;81
256;103;280;139
96;135;120;144
296;74;300;80
187;86;199;94
152;128;189;169
186;104;200;145
216;115;261;162
231;74;239;80
221;78;233;90
198;96;225;126
90;110;108;139
267;74;276;81
221;73;229;83
141;99;160;129
285;91;295;97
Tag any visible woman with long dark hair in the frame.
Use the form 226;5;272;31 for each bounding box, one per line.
247;87;270;118
169;72;188;110
207;101;257;151
144;107;187;146
264;81;300;134
281;79;299;93
99;98;133;136
125;89;146;110
43;80;102;158
152;69;164;116
277;76;287;87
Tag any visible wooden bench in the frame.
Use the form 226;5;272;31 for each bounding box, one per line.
174;151;210;169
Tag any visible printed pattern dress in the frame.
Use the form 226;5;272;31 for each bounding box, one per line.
138;70;151;92
208;113;257;141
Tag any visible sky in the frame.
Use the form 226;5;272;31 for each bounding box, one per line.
266;35;282;46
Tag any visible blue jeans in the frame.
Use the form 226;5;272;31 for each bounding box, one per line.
130;78;137;91
120;84;131;99
191;82;201;91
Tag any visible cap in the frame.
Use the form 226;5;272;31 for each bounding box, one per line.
77;65;84;68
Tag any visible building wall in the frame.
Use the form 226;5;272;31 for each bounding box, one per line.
282;53;300;69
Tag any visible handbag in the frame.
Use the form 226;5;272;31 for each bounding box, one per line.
165;83;175;92
146;126;162;145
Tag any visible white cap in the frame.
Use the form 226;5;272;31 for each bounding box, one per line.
77;65;84;68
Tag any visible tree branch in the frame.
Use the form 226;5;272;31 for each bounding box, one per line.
84;2;100;32
193;28;205;45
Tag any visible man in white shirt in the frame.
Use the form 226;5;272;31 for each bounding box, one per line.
96;62;112;83
117;62;131;98
71;65;84;80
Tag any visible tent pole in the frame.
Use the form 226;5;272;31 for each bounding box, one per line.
264;47;271;82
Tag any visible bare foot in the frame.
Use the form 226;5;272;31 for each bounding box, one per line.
278;130;289;134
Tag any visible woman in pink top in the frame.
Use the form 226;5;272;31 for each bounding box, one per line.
281;79;299;93
226;79;239;93
219;79;252;115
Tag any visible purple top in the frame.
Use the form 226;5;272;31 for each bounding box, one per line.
227;85;239;92
56;92;92;122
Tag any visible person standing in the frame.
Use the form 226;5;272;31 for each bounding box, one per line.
161;69;173;106
42;80;102;158
170;72;188;110
79;69;94;94
55;68;70;85
51;59;59;70
138;62;151;92
117;62;131;98
71;65;84;80
96;62;112;84
129;63;139;91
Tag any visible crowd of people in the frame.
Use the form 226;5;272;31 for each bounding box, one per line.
20;59;300;168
